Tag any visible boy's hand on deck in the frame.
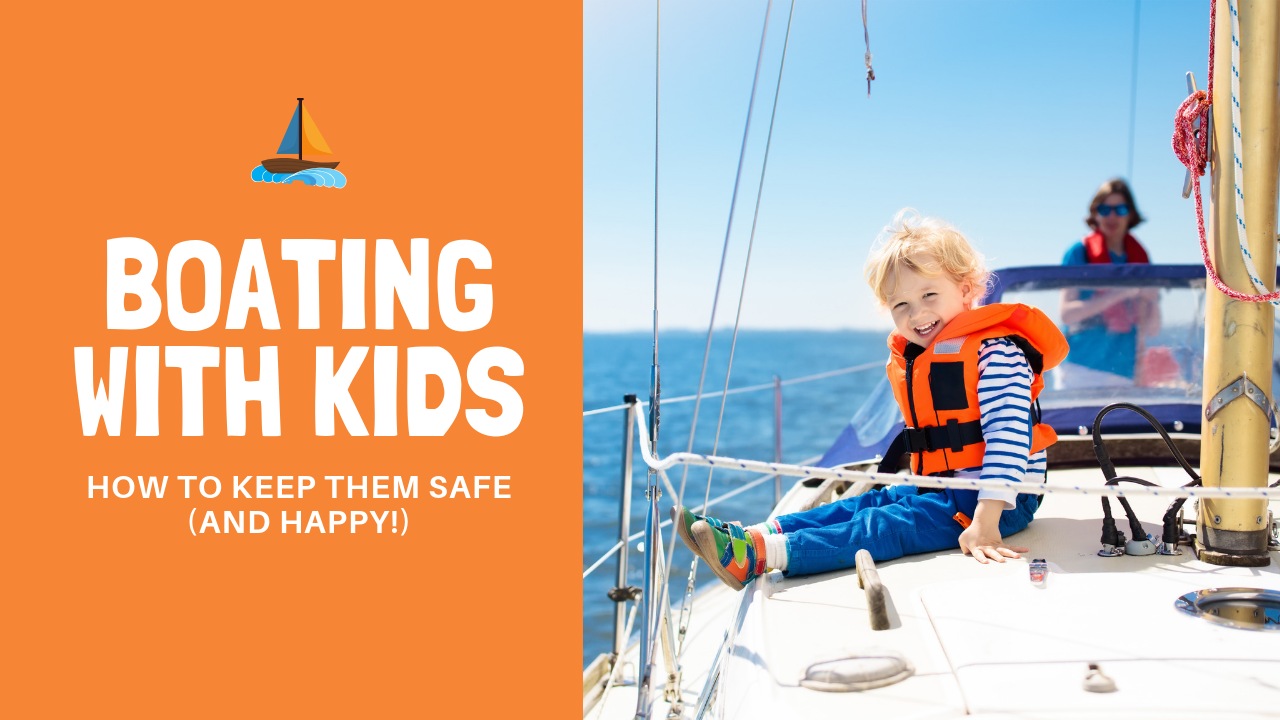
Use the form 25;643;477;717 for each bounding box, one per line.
959;500;1029;564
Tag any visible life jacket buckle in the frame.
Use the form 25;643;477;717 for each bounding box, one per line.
903;427;933;453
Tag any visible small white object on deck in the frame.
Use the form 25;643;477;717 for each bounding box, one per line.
800;650;914;692
1083;663;1117;693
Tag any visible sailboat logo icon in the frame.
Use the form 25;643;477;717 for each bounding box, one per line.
251;98;347;188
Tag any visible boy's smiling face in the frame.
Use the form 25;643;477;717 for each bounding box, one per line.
886;261;979;347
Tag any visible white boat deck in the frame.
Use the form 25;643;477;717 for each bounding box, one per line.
589;465;1280;719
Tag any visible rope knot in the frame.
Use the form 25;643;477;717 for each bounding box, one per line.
1172;90;1211;177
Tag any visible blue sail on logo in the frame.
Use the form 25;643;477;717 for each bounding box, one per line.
276;106;302;155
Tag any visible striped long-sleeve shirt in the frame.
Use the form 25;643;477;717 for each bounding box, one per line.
953;337;1047;508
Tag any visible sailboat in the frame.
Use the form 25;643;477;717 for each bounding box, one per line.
261;98;340;174
582;1;1280;718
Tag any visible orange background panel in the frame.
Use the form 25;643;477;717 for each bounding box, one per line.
0;1;580;717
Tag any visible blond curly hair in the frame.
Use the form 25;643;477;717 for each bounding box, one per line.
863;208;990;306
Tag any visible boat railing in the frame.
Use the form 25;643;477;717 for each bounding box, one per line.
583;359;882;718
581;360;882;581
581;449;827;581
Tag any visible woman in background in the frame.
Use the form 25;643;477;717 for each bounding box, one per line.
1057;179;1160;387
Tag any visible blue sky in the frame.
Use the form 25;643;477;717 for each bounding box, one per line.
584;0;1215;330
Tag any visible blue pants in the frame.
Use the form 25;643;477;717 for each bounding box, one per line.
777;485;1039;577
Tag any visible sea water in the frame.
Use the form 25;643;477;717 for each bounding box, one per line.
250;165;347;188
582;330;889;666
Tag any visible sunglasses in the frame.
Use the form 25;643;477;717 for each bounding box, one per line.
1096;203;1130;217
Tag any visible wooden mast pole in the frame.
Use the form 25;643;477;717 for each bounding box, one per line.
1198;0;1280;566
297;98;304;160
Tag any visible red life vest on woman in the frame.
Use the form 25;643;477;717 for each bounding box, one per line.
1081;231;1148;332
1082;231;1148;264
886;303;1069;475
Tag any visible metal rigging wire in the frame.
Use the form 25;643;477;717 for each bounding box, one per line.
644;2;777;693
862;0;874;96
650;0;662;447
665;0;799;665
637;4;664;717
660;3;776;628
1126;0;1141;181
702;0;797;511
673;0;775;528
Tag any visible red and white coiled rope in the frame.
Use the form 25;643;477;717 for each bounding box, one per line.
1173;0;1280;304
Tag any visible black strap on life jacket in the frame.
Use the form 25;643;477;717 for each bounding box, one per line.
1003;335;1045;425
902;418;985;454
1004;334;1044;375
877;419;985;474
876;431;908;474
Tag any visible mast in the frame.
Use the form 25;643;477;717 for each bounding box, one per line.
1198;0;1280;566
297;98;304;160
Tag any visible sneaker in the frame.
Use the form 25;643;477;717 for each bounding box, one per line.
691;520;764;591
671;505;739;561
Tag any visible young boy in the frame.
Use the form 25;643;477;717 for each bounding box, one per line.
674;209;1069;590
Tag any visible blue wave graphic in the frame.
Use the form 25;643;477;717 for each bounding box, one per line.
251;165;347;188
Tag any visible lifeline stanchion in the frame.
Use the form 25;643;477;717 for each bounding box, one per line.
635;464;658;719
773;375;783;507
612;396;638;659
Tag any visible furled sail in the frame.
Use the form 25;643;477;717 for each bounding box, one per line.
275;104;334;156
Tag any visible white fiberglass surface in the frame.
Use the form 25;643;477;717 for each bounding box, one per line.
712;466;1280;720
924;574;1280;716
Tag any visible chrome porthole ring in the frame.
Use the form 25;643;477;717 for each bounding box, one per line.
1175;587;1280;631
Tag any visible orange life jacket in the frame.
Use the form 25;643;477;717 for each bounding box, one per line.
886;303;1069;476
